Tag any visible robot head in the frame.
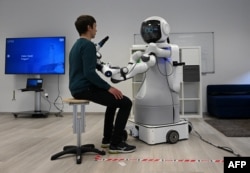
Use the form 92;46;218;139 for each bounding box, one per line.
140;16;170;43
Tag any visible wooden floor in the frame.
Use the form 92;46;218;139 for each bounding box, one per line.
0;113;249;173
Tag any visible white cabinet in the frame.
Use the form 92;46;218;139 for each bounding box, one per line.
179;46;202;118
130;45;202;118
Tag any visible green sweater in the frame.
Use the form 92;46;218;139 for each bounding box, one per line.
69;38;110;96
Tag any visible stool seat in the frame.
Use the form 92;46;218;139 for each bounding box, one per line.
51;98;105;164
63;98;89;104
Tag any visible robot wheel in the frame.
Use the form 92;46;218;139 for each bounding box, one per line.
188;121;193;133
166;130;179;144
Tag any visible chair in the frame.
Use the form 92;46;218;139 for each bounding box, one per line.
51;98;105;164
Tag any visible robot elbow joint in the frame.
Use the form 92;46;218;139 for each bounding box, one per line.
141;54;150;62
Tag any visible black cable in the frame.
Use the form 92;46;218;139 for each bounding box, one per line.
53;75;64;116
41;93;52;112
189;121;241;157
156;57;173;77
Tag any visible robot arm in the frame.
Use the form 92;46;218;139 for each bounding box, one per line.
94;36;151;82
97;50;152;83
95;36;121;77
110;50;152;83
95;36;183;92
96;42;175;84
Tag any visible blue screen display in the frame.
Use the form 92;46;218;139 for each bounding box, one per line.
5;36;66;74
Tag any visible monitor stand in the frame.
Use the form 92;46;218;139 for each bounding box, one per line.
13;90;49;118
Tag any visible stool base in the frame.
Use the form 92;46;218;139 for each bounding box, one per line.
51;144;105;164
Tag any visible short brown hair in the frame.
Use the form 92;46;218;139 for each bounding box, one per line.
75;15;96;36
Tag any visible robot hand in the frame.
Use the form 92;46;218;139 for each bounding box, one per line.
95;36;120;77
95;36;109;61
144;42;171;58
96;36;109;52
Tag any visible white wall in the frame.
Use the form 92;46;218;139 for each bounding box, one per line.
0;0;250;113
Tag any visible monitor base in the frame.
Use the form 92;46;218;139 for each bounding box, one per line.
13;111;49;118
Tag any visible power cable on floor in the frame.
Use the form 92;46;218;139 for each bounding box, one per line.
189;121;241;157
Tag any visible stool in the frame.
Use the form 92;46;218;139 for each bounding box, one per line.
51;98;105;164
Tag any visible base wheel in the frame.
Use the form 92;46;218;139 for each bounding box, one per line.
188;122;193;133
166;130;179;144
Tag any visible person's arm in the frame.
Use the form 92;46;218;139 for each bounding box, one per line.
82;42;124;99
82;42;110;90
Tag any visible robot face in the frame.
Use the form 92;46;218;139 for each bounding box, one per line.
141;20;161;43
140;16;170;43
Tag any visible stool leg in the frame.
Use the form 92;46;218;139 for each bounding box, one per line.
81;104;86;133
73;104;77;134
75;104;82;147
51;103;105;164
76;104;84;163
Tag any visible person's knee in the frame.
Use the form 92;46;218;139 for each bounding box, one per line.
120;96;132;108
124;97;132;108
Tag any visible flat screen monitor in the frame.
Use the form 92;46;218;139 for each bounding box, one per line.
5;36;66;75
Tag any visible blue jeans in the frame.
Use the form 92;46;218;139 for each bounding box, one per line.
73;87;132;145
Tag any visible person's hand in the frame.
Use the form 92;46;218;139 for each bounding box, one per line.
108;87;123;100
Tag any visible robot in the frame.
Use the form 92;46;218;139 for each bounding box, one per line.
96;16;191;144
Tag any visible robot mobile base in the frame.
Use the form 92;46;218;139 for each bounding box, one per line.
126;118;190;145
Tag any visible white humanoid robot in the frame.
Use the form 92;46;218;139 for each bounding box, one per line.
96;16;190;144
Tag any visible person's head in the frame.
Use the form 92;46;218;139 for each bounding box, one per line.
75;15;97;38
